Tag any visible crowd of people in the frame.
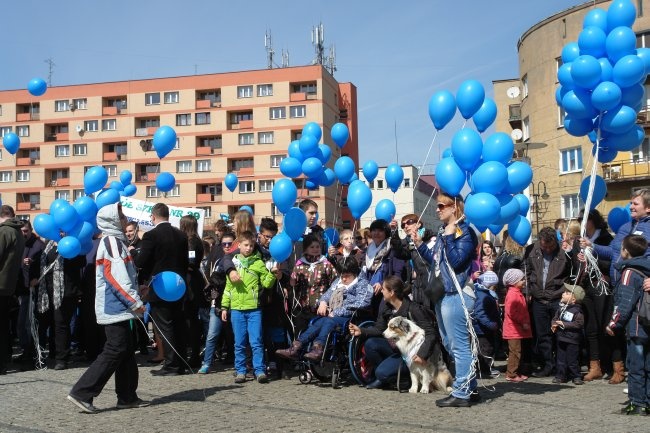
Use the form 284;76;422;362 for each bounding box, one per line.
0;189;649;415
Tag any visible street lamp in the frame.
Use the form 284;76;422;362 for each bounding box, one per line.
531;180;549;236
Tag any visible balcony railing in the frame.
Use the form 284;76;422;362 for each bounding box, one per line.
509;104;521;122
602;157;650;182
16;202;40;211
196;193;222;203
102;106;118;116
16;112;39;122
50;178;70;187
45;132;69;142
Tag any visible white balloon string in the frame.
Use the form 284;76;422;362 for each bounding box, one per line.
580;119;601;238
414;130;438;191
28;286;46;370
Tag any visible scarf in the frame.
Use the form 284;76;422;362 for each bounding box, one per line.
38;241;64;313
365;240;390;273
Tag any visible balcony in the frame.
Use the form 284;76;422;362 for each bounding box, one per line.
50;178;70;187
17;157;39;166
103;152;118;162
234;167;254;177
16;202;40;211
102;106;118;116
602;157;650;182
290;92;307;102
16;112;39;121
45;132;69;142
508;104;522;128
195;99;221;109
196;146;213;156
196;193;222;203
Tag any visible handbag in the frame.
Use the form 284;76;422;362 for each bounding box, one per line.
423;264;445;304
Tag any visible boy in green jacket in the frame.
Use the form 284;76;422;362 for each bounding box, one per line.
221;231;277;383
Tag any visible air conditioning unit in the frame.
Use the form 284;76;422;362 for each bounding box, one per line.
69;100;76;111
75;124;84;133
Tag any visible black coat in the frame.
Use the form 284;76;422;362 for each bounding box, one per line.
390;230;435;309
552;303;584;344
524;243;572;302
493;252;523;303
19;234;44;296
134;222;189;284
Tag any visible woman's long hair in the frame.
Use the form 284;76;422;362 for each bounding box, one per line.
179;215;200;241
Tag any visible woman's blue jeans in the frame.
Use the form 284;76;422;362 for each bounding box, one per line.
201;307;223;368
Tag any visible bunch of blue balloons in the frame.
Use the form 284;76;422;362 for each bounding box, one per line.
557;0;648;164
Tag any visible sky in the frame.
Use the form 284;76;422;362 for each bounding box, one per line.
2;0;588;173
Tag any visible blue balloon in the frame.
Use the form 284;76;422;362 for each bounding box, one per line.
153;126;177;159
347;180;372;219
269;232;293;262
331;123;349;148
155;172;176;193
482;132;514;165
561;42;581;63
428;90;457;130
375;199;396;222
598;57;614;81
579;175;607;209
385;164;404;193
591;81;622;111
299;134;319;157
224;173;238;192
494;194;520;225
84;166;108;195
607;0;637;31
362;160;379;183
441;147;453;158
33;214;61;241
557;63;575;90
272;178;298;214
317;168;336;187
323;228;340;248
514;194;530;217
583;8;608;31
488;224;504;235
67;220;95;243
606;26;637;63
555;86;569;106
612;54;646;88
592;142;618;163
288;140;304;161
152;271;186;302
471;161;508;195
73;196;98;222
505;161;533;194
451;129;483;171
508;215;532;246
302;122;322;142
601;104;637;134
2;132;20;155
110;180;124;192
435;157;466;196
302;157;324;179
577;27;607;58
239;205;254;216
96;188;121;209
350;173;359;183
58;236;81;259
119;170;132;186
636;47;650;75
607;125;645;151
334;156;356;184
465;193;500;227
571;55;602;89
306;179;319;190
563;115;594;137
53;202;80;232
280;157;302;178
283;207;307;241
79;238;95;256
619;82;645;108
27;78;47;97
49;199;69;215
317;144;332;164
472;98;497;133
608;206;630;233
123;184;137;197
562;88;598;120
456;80;485;119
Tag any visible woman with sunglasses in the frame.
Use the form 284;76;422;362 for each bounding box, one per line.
411;193;479;408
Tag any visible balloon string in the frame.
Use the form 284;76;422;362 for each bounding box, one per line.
580;117;601;239
414;130;438;192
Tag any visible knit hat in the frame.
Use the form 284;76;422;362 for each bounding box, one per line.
563;283;585;303
502;268;524;287
477;271;499;288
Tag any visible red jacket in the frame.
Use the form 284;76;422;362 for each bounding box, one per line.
502;286;532;339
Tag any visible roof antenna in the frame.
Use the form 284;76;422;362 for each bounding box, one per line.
265;30;275;69
44;57;56;86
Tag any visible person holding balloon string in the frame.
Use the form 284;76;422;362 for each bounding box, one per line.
327;229;365;269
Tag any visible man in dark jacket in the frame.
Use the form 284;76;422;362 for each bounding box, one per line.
0;205;26;374
135;203;189;376
524;226;572;377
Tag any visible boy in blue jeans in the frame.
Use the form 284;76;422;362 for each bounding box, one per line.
606;234;650;415
221;231;278;384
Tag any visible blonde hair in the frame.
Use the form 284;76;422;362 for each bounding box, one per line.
437;192;464;220
564;220;581;243
233;210;256;238
339;229;354;240
503;234;525;256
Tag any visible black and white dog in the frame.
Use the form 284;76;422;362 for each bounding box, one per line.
383;316;452;394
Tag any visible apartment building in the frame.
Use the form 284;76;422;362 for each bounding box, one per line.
0;65;358;227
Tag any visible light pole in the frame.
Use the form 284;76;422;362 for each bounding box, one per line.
531;180;549;236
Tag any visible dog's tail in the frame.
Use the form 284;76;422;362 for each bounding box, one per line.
435;369;453;392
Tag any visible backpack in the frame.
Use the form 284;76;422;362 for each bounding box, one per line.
622;267;650;329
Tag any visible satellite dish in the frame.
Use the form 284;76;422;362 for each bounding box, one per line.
75;124;84;133
510;129;523;141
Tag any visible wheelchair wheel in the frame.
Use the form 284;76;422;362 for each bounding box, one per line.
299;370;313;384
331;367;341;389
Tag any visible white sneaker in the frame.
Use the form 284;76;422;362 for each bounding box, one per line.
623;388;628;394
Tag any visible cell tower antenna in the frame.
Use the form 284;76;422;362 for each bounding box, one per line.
44;57;56;86
282;49;290;68
265;30;275;69
327;45;337;76
310;23;336;75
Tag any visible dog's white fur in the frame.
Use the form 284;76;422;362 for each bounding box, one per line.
383;316;452;394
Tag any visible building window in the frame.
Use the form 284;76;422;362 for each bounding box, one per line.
0;127;12;137
167;185;181;197
231;158;254;171
73;189;85;200
270;154;285;168
258;131;274;144
102;119;116;131
0;171;12;182
55;100;70;112
55;145;70;157
522;74;529;99
239;181;255;193
404;178;410;188
55;190;70;201
164;91;179;104
176;160;192;173
196;112;211;125
176;113;191;126
561;194;582;219
292;83;317;94
84;120;99;132
376;179;384;189
140;118;160;128
555;57;563;83
72;98;87;110
146;186;160;198
230;112;252;124
196;159;211;172
560;147;583;174
145;93;161;105
17;125;29;137
290;105;306;118
259;180;274;192
257;84;273;97
16;170;29;182
632;136;650;161
558;106;566;127
200;136;222;149
239;133;254;145
237;85;253;98
73;143;87;156
104;165;117;177
269;107;286;120
368;180;374;189
522;116;530;141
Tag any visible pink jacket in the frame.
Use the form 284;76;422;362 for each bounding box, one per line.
502;286;532;339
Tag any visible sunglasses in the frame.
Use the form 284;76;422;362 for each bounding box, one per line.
221;241;233;247
355;236;363;241
259;233;274;240
400;219;416;229
436;203;452;210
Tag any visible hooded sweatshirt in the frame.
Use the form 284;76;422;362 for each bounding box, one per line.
609;256;650;339
0;218;26;296
94;203;143;324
